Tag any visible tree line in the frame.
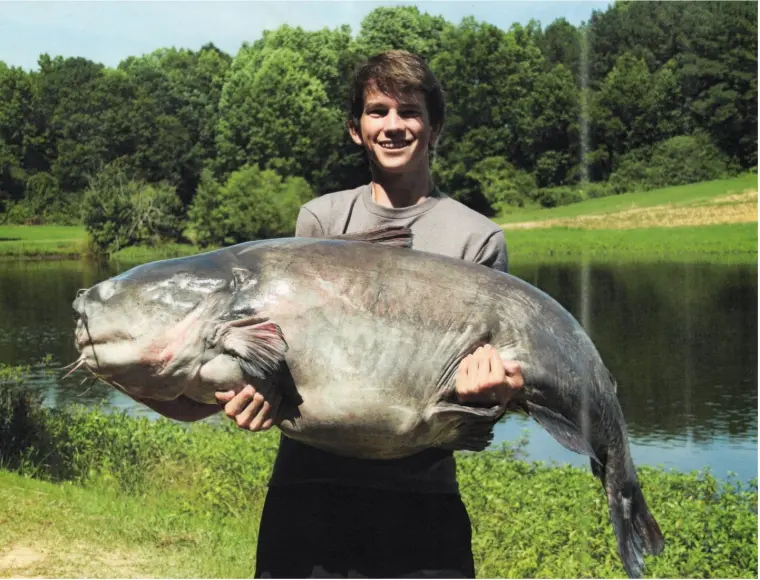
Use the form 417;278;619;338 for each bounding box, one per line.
0;1;756;252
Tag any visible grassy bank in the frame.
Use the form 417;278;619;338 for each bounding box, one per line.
0;225;88;259
506;223;758;264
0;385;756;578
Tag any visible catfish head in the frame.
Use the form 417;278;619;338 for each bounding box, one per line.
71;250;288;403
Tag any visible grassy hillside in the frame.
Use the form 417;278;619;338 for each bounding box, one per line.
498;173;758;224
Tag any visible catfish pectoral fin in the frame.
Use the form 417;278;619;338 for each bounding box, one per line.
328;225;412;248
430;401;503;452
220;317;288;379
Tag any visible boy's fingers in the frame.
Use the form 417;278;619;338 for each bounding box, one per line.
486;346;506;384
235;392;265;428
249;400;272;431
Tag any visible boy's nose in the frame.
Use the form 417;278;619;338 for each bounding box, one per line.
384;109;403;132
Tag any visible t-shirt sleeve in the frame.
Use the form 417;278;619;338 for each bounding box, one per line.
295;207;325;238
475;230;508;273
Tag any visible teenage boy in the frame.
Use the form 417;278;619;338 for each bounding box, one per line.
216;50;525;578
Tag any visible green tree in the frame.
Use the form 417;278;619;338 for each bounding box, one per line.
0;62;35;203
589;53;654;179
355;6;452;62
33;55;111;193
239;25;367;193
431;19;545;206
118;44;232;204
537;18;582;81
586;1;690;85
526;63;580;187
215;46;342;191
186;169;223;246
678;1;758;167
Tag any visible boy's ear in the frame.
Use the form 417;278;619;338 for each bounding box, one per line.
347;120;363;146
430;123;444;149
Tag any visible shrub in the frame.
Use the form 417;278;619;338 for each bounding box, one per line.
1;173;84;225
608;134;734;195
646;133;734;188
580;181;612;199
188;164;314;247
23;172;60;223
468;157;537;213
534;185;585;208
186;169;224;246
82;162;184;254
128;182;185;244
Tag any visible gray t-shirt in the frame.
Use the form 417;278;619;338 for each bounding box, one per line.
295;183;508;271
268;183;509;494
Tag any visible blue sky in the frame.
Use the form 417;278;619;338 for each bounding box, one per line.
1;1;611;71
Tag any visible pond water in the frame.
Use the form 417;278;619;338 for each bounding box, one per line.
0;258;756;482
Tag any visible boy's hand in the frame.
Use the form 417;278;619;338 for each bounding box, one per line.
215;385;275;432
456;344;524;407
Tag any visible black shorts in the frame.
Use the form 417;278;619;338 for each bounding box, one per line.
255;484;475;578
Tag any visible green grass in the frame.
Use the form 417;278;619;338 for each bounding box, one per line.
498;173;758;224
0;469;258;578
0;382;757;578
0;225;87;258
507;223;758;265
110;242;217;263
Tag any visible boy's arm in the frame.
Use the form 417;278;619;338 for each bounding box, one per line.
130;393;222;422
295;207;325;238
475;230;508;273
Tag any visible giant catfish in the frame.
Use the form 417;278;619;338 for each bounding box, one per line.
71;226;664;577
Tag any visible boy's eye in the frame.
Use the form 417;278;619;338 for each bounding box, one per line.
365;107;422;119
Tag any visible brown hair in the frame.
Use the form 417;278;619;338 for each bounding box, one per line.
348;50;445;132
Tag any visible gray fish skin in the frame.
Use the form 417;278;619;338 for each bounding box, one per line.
72;232;664;578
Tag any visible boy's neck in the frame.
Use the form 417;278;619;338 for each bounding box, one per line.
370;170;434;209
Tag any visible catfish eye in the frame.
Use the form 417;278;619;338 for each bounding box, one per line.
97;280;117;302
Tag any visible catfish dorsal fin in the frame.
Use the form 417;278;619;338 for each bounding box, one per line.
220;317;288;379
329;225;412;248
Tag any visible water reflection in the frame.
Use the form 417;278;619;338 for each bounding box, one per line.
0;258;757;480
499;260;758;481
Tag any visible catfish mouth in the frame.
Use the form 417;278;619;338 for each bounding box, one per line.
75;328;133;350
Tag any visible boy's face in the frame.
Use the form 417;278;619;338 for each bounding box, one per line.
349;85;439;176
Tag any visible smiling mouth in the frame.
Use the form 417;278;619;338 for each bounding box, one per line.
378;141;411;150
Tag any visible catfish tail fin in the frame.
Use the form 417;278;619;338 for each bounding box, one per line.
592;450;665;578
